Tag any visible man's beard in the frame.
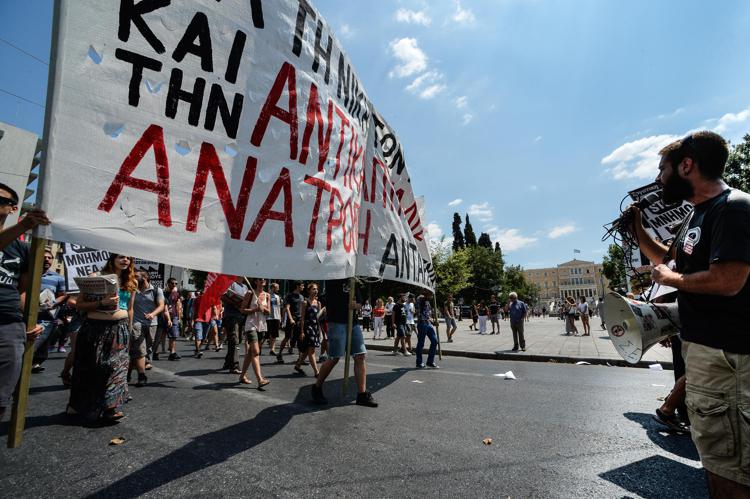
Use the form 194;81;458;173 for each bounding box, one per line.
661;172;694;205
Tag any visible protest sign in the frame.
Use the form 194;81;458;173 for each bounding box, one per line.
62;243;110;292
42;0;432;290
628;182;692;243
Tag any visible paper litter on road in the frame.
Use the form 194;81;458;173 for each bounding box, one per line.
503;371;516;380
649;364;664;371
412;380;424;384
482;438;493;445
109;437;126;446
575;361;591;365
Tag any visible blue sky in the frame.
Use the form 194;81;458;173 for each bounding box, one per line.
2;1;750;268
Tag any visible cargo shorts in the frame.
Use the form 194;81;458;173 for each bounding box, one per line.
683;340;750;486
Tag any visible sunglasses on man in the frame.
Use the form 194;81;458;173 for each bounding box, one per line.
0;196;18;207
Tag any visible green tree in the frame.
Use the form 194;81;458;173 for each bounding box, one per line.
451;212;465;251
432;244;471;305
602;244;626;291
725;133;750;192
502;265;538;304
189;269;208;291
477;232;492;248
464;214;477;247
465;245;503;301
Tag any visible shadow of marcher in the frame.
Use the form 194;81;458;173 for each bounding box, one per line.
599;454;706;499
623;412;699;461
85;368;408;499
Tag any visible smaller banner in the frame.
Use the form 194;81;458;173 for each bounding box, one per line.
628;182;693;243
197;272;235;320
62;243;111;292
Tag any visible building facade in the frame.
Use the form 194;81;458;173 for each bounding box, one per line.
523;259;608;303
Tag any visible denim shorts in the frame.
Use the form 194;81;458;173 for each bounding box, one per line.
396;324;406;338
327;322;366;358
167;323;181;339
194;322;209;341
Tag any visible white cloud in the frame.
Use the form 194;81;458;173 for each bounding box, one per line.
452;1;476;25
406;70;446;99
713;107;750;135
448;198;463;207
485;227;538;252
426;222;444;241
396;8;431;26
534;136;543;143
462;113;474;125
388;38;428;78
601;134;678;180
454;96;468;109
468;202;493;223
548;225;576;239
339;24;354;39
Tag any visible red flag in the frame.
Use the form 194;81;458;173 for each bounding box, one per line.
197;273;235;320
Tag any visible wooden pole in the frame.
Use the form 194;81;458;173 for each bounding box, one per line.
7;0;59;448
341;277;356;397
433;294;442;361
8;237;46;448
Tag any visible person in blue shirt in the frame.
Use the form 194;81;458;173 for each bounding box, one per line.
507;292;528;352
31;247;68;372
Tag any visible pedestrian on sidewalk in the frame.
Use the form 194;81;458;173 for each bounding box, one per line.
361;299;372;332
469;301;478;330
489;295;500;334
477;300;489;334
372;299;385;339
384;296;395;338
443;294;457;342
564;297;579;336
577;296;591;336
508;292;528;352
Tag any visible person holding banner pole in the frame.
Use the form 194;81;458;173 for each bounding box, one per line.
68;254;136;423
0;183;48;423
311;279;377;407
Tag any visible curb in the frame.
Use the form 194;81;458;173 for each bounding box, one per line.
364;343;674;370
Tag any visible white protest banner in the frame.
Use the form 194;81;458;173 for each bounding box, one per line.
355;109;435;289
43;0;377;282
0;122;38;226
628;182;692;243
62;243;111;292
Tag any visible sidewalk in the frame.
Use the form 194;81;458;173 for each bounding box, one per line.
363;316;674;369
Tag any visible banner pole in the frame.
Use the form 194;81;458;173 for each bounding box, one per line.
7;0;60;449
433;295;442;361
341;277;356;397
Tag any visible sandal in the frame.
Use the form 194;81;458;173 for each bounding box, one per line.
258;379;270;389
239;376;252;385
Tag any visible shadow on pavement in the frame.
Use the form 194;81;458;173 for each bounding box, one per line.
624;412;699;461
84;368;408;499
599;455;706;498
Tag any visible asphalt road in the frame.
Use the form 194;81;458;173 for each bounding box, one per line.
0;341;706;498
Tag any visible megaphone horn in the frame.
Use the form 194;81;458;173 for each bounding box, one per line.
601;291;680;364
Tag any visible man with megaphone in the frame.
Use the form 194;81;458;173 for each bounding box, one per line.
627;131;750;498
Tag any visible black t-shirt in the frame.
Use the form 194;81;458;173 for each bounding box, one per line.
489;302;500;314
324;279;361;325
675;188;750;354
285;292;303;320
393;302;407;326
0;240;29;324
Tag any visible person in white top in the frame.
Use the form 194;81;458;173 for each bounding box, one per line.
577;296;591;336
239;278;270;388
384;297;395;338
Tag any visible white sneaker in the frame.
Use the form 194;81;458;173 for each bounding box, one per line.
404;351;412;356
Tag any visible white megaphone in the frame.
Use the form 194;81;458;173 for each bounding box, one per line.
601;291;680;364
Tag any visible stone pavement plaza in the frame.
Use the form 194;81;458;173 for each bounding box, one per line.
363;316;674;368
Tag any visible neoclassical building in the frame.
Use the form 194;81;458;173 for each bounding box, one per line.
523;259;609;302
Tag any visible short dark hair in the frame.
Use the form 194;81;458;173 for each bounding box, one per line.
659;131;729;180
0;182;19;204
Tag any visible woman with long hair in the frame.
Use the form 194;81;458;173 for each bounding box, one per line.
564;296;579;336
295;283;322;377
239;278;270;388
68;254;136;422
